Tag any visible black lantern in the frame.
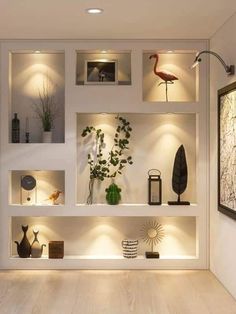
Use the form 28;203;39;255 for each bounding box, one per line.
148;169;162;205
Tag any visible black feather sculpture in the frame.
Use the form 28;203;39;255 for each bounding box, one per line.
168;145;190;205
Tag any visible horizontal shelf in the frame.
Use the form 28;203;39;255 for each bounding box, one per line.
69;99;201;114
75;203;198;217
10;204;64;207
11;254;197;260
8;255;200;270
9;203;198;217
8;143;66;145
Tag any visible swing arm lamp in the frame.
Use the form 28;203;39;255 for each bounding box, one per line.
191;50;235;75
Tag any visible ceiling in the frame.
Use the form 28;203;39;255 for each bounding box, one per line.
0;0;235;39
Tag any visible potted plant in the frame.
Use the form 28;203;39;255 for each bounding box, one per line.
81;115;133;204
33;81;59;143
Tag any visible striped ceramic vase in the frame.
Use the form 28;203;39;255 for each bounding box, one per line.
121;239;138;258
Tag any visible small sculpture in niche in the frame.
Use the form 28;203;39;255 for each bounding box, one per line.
168;145;190;205
140;220;164;258
47;190;62;205
31;230;46;258
149;53;178;102
106;183;121;205
15;225;31;258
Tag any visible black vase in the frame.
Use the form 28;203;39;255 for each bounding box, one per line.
12;113;20;143
15;225;31;258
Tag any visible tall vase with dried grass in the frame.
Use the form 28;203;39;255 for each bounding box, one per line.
33;81;59;143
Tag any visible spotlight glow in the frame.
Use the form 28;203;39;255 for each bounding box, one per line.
86;8;104;14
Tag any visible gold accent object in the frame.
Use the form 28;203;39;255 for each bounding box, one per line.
140;220;164;258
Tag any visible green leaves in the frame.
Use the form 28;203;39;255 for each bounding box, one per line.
81;115;134;181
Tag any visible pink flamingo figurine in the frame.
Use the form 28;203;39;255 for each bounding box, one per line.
149;54;178;102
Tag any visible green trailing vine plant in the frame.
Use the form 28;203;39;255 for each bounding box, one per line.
81;115;133;204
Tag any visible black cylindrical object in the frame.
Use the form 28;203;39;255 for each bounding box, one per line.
12;113;20;143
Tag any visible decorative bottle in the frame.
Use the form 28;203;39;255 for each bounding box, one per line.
12;113;20;143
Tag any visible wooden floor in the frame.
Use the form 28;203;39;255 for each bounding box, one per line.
0;270;236;314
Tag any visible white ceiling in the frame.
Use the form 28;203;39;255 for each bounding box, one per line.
0;0;235;39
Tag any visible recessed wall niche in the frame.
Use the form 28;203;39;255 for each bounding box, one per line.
10;170;65;206
11;216;197;259
10;52;65;143
76;51;131;85
77;113;197;205
143;52;198;102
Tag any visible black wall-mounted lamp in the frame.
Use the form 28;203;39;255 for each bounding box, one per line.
191;50;235;75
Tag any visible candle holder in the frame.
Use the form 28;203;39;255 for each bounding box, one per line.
25;117;29;143
148;169;162;205
25;132;30;143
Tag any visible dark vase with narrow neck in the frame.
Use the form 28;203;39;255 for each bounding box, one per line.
12;113;20;143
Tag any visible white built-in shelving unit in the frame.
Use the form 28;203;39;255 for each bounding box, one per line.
0;40;209;269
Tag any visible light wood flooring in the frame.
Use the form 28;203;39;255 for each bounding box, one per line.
0;270;236;314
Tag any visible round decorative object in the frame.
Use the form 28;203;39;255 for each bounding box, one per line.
21;175;36;191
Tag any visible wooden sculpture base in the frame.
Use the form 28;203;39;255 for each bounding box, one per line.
145;252;160;259
168;201;190;205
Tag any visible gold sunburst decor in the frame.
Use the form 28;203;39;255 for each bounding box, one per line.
140;220;164;259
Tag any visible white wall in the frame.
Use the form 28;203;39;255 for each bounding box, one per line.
210;12;236;298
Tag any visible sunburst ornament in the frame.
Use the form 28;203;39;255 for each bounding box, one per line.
140;220;164;258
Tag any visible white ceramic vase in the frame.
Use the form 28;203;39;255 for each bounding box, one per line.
42;131;52;143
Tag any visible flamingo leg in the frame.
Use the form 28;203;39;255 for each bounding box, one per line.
165;81;168;102
158;80;175;101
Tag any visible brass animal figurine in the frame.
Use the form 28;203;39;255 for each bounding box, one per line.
48;190;62;205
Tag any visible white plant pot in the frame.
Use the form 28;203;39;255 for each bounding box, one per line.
42;131;52;143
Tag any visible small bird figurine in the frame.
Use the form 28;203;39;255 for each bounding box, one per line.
149;53;178;102
48;190;62;205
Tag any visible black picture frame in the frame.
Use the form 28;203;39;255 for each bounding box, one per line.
218;81;236;220
84;60;118;85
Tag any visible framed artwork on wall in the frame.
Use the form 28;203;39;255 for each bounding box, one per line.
218;81;236;220
84;60;118;85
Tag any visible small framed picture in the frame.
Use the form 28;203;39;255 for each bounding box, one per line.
84;60;118;85
218;81;236;220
